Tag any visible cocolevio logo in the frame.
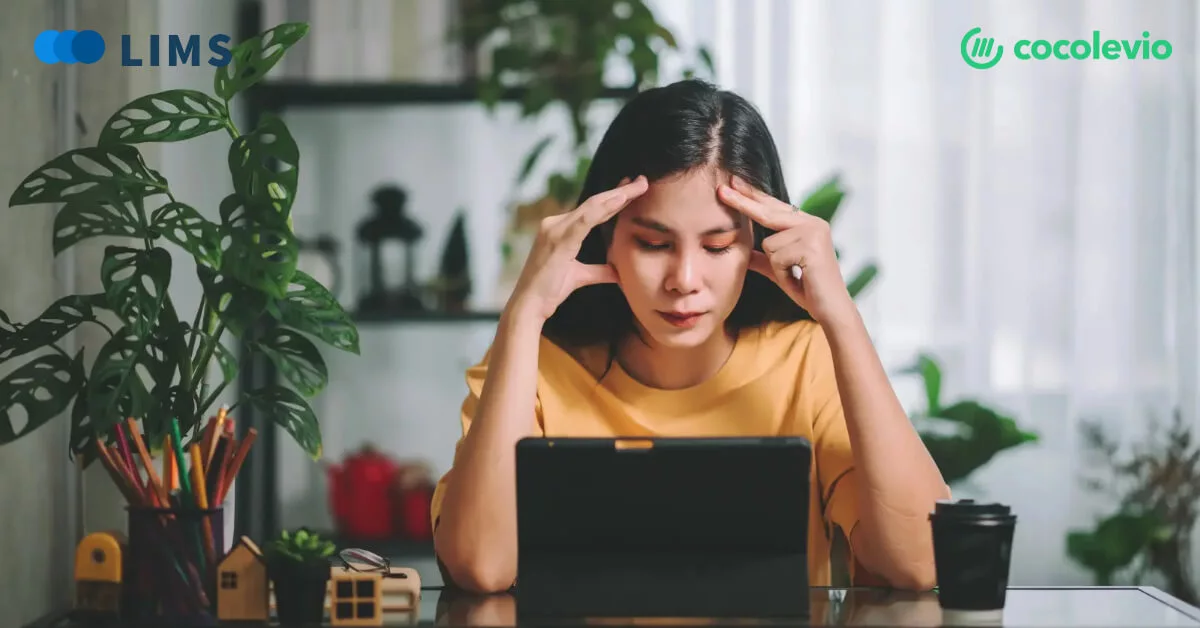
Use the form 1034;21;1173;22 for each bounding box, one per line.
961;27;1172;70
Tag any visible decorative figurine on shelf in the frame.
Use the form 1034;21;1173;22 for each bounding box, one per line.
74;530;126;618
355;184;427;315
432;210;472;312
216;536;270;623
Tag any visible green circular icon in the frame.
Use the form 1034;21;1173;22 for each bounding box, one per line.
962;27;1003;70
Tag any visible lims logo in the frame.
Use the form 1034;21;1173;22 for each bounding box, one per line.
35;30;233;66
961;27;1172;69
34;29;106;64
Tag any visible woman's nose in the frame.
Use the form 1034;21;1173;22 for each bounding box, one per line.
664;250;702;294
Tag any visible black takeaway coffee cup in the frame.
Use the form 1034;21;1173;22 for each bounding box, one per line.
928;499;1017;612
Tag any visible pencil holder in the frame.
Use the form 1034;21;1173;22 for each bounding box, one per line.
124;506;224;624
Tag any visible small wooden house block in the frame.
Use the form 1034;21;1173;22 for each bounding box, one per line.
216;536;269;622
74;531;125;616
329;565;421;613
329;571;383;626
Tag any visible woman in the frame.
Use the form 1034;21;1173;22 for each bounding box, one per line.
430;79;950;594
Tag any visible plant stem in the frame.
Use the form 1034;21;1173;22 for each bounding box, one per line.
190;320;227;406
197;379;231;419
186;295;207;367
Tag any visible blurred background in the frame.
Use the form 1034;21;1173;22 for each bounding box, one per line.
2;0;1199;623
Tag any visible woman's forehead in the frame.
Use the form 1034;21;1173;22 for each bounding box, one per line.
623;168;743;233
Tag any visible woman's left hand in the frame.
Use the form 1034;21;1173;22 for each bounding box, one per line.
718;175;857;325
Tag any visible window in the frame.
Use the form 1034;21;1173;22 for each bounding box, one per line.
220;571;238;589
331;574;380;623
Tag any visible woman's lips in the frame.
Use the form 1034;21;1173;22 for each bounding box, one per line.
657;311;705;328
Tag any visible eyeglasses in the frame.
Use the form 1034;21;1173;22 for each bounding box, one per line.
337;548;409;579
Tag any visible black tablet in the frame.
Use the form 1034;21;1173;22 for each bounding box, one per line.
515;436;813;619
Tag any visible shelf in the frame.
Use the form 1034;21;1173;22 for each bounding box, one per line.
352;309;502;324
252;80;639;109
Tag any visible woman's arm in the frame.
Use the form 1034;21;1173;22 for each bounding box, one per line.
433;305;545;593
821;307;950;590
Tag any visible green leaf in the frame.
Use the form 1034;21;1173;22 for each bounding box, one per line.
0;351;85;445
150;202;223;270
270;270;359;355
0;310;15;345
189;327;238;386
85;327;176;435
798;175;846;223
227;114;300;218
846;263;878;299
197;266;268;337
101;246;172;338
0;294;108;362
98;89;229;145
9;144;167;207
53;197;145;255
254;326;328;397
244;385;322;459
902;353;943;414
518;135;554;185
214;22;310;101
222;219;299;300
68;383;97;464
148;384;197;442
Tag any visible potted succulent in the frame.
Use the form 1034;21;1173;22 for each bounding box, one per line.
0;22;357;469
265;528;337;624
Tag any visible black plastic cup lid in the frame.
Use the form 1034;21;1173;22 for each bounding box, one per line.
930;498;1016;521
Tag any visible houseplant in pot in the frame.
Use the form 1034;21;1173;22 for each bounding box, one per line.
265;528;337;624
0;21;355;474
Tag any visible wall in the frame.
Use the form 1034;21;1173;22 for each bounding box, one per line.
0;1;159;624
0;2;73;623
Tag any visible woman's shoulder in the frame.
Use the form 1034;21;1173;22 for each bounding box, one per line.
746;318;829;357
468;333;611;381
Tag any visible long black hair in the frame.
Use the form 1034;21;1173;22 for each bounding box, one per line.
541;79;810;351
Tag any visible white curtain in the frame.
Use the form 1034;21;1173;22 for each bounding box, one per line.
646;0;1199;585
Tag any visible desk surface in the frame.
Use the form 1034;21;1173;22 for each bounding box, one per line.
36;586;1200;627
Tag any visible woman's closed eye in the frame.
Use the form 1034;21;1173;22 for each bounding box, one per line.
634;237;735;255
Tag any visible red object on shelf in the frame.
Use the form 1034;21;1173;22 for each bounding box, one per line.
390;464;434;541
327;445;398;540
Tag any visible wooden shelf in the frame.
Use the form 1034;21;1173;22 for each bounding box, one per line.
352;309;502;324
252;80;639;109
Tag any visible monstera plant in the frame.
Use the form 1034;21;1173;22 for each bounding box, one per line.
0;22;356;462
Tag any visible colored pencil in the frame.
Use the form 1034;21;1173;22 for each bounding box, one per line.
169;418;192;502
206;406;228;467
218;427;257;505
189;443;216;567
127;418;167;507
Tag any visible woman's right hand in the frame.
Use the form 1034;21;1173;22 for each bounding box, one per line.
507;175;649;323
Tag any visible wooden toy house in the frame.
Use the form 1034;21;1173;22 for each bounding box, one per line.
74;531;125;616
329;570;383;626
216;536;269;622
327;565;421;613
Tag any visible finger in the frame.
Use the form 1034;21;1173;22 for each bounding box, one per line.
563;176;649;242
718;182;797;231
572;262;618;289
730;175;771;201
761;227;805;255
748;250;777;284
584;175;649;223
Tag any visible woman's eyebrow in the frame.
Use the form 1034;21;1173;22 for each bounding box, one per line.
630;216;741;235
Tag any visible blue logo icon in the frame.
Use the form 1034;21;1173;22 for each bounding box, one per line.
35;29;106;64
